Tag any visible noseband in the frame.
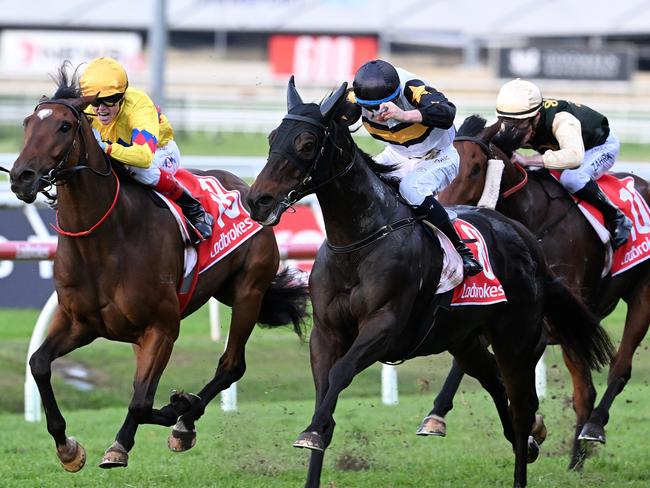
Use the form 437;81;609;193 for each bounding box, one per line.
273;114;355;210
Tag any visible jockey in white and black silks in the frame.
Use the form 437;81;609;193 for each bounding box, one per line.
496;78;632;249
343;59;482;277
79;56;213;243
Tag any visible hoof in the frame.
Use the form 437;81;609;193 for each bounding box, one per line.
531;414;547;446
578;422;606;444
416;414;446;437
168;419;197;452
56;437;86;472
527;435;540;464
293;431;324;451
99;441;128;469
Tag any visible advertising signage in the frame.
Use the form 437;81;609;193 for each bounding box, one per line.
498;46;636;81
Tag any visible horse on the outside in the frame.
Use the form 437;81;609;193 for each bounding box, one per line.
246;78;613;488
434;114;650;469
8;64;308;471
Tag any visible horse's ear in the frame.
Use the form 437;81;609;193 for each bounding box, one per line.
483;119;501;143
320;82;348;121
287;75;303;112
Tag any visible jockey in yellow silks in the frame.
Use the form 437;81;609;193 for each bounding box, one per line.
79;56;213;243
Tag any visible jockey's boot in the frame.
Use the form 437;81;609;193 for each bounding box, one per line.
418;195;483;277
154;171;214;244
574;180;632;249
174;189;214;243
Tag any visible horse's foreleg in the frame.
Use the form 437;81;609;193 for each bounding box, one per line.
296;312;395;465
580;283;650;447
101;326;175;469
417;358;464;436
297;324;345;488
30;308;96;472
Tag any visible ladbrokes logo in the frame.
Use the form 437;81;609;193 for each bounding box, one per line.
459;282;505;300
210;218;256;258
621;235;650;265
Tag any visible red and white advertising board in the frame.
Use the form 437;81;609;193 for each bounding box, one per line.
269;35;378;83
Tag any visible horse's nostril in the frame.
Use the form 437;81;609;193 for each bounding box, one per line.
19;170;37;184
257;195;274;208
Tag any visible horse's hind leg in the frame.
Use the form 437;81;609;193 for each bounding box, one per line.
30;307;96;472
417;358;464;436
167;264;273;452
560;351;595;471
447;337;515;446
101;325;175;468
580;280;650;446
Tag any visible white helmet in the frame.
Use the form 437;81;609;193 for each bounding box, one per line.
496;79;542;119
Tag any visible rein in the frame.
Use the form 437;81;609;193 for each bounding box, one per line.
35;100;119;237
502;162;529;199
326;217;418;254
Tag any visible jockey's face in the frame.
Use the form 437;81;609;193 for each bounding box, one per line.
91;101;121;125
499;113;539;146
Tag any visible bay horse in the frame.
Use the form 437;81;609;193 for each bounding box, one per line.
246;78;612;488
435;114;650;469
8;65;308;471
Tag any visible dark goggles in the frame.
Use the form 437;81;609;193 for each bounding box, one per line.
90;93;124;108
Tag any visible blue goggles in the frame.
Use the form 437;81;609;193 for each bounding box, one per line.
355;85;401;110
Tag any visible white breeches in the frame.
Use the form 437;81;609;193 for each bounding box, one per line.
375;144;460;205
127;140;181;186
559;132;620;193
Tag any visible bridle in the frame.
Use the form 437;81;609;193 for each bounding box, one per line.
272;114;355;210
454;134;528;199
29;99;119;237
274;113;417;254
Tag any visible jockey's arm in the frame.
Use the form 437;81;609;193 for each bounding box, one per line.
376;80;456;127
542;112;585;170
106;99;160;169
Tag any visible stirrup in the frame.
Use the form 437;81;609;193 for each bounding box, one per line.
610;215;632;250
462;255;483;277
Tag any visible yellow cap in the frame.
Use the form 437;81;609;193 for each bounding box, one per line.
496;79;542;119
80;57;129;98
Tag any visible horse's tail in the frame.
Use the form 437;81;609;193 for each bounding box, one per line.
542;274;614;371
257;267;309;339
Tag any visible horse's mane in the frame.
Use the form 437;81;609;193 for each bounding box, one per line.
457;114;487;137
51;61;82;100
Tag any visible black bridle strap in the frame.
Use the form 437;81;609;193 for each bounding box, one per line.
283;114;327;129
326;217;418;254
454;135;494;159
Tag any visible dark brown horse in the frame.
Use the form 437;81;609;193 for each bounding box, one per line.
436;114;650;469
9;65;308;471
246;78;612;488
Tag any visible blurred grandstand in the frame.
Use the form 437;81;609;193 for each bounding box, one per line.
1;0;650;141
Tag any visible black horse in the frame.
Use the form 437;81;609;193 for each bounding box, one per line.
434;115;650;469
246;78;613;488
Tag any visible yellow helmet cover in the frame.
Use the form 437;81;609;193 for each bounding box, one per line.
80;57;129;98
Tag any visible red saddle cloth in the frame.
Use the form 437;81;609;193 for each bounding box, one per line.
450;219;507;306
550;171;650;277
164;169;264;312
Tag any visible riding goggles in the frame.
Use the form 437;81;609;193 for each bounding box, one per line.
90;93;124;108
355;85;401;111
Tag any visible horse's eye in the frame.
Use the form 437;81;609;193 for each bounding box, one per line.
470;163;482;177
60;122;72;133
303;142;314;152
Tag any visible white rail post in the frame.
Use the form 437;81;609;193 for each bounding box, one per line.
535;352;547;399
25;291;58;422
209;297;220;341
381;364;399;405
